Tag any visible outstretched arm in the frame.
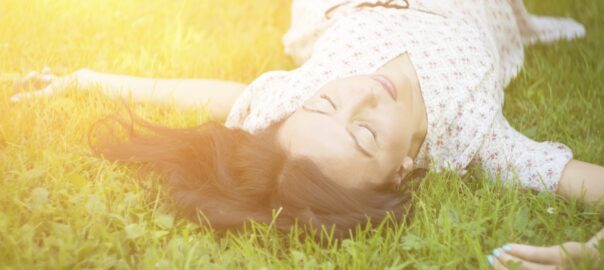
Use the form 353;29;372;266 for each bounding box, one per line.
475;111;604;209
477;113;604;269
11;68;247;122
489;227;602;269
487;161;604;269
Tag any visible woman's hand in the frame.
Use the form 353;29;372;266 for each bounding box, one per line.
487;241;600;269
8;68;245;121
10;67;90;102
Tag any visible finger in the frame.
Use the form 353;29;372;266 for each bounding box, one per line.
9;86;54;103
9;92;24;103
501;243;562;265
16;70;51;91
488;255;508;270
16;71;57;91
493;248;556;270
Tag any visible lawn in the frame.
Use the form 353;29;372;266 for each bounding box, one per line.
0;0;602;269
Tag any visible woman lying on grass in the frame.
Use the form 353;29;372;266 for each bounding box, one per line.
12;0;604;268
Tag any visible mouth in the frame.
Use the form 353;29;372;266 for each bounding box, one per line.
372;75;398;101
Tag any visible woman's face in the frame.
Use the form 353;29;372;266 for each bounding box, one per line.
277;73;417;190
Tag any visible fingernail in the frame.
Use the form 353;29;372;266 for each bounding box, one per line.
502;244;511;253
492;249;500;257
487;255;494;265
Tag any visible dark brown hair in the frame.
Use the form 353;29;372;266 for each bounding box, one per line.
90;111;415;238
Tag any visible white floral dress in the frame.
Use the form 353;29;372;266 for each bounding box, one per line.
225;0;585;192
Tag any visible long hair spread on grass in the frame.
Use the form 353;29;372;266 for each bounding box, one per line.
89;109;415;238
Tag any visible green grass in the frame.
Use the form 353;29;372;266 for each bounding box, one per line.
0;0;602;269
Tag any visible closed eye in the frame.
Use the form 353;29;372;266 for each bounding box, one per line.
320;94;336;110
359;123;377;140
302;94;336;113
301;94;377;157
351;123;378;157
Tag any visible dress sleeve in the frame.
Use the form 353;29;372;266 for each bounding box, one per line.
509;0;585;45
473;112;573;192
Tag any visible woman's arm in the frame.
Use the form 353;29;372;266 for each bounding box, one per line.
557;159;604;212
488;161;604;269
485;160;604;269
11;68;247;122
476;114;604;268
489;228;602;269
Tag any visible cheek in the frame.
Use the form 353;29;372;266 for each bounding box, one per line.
376;114;411;173
380;110;410;148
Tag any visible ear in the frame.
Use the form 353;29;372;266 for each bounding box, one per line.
394;156;415;186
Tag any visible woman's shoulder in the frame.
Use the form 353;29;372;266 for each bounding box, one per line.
404;13;502;171
225;58;336;133
224;70;291;132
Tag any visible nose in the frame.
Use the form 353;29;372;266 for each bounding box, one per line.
336;86;379;120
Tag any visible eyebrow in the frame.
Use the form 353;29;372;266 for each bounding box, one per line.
301;107;374;158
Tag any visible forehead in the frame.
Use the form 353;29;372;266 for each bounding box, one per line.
320;75;367;91
278;110;384;187
279;110;358;160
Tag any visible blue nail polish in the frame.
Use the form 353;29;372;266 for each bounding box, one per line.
492;249;500;257
487;255;494;265
502;245;511;252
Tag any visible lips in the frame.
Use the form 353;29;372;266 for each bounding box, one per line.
372;75;398;101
